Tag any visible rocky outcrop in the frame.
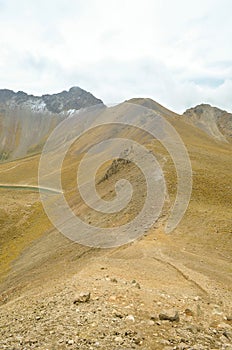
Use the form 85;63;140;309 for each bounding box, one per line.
42;86;103;113
183;104;232;142
0;86;103;113
0;87;104;161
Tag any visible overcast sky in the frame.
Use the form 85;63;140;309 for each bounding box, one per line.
0;0;232;113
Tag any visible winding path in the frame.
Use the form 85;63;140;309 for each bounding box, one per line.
0;184;62;194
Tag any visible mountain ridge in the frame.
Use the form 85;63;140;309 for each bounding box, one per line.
183;103;232;142
127;97;232;142
0;86;104;161
0;88;231;163
0;86;103;113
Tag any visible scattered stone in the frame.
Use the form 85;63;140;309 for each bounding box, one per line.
113;310;123;318
73;292;91;304
159;311;180;322
131;280;141;289
217;322;231;330
150;314;158;321
223;330;231;340
186;325;199;334
185;308;194;316
193;296;200;301
114;336;123;343
126;315;135;322
108;295;117;302
111;278;118;283
178;342;188;349
133;336;143;345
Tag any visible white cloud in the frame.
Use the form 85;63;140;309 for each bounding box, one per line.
0;0;231;113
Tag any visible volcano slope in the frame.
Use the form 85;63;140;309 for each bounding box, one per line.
0;100;232;350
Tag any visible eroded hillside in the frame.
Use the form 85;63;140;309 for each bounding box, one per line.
0;100;231;350
0;87;103;161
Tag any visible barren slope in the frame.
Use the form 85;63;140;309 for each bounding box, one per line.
0;100;231;349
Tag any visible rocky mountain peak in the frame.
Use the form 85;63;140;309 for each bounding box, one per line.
0;86;103;114
183;104;232;142
41;86;103;113
0;89;15;103
0;86;104;161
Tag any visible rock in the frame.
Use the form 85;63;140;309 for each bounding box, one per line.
223;330;231;340
217;322;232;330
220;334;230;343
150;314;158;321
226;315;232;321
159;311;180;322
186;325;199;334
108;295;117;302
125;315;135;322
73;292;91;304
110;278;118;283
193;296;200;301
133;336;143;345
184;308;194;316
131;280;141;288
113;310;123;318
212;306;223;315
114;336;123;343
159;339;170;345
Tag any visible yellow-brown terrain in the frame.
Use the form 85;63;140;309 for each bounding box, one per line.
0;99;231;350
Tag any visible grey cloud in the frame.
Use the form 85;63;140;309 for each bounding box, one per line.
0;0;232;114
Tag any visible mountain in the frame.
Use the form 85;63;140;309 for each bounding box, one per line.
127;97;179;118
0;86;103;114
0;87;103;161
128;98;232;143
183;104;232;142
0;96;232;349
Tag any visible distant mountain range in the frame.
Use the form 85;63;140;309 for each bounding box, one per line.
0;86;103;114
0;86;231;162
0;87;104;161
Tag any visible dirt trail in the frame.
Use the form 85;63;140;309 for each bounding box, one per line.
1;225;232;350
0;183;61;194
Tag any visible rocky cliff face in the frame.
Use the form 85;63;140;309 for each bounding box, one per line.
0;87;103;161
0;86;103;114
183;104;232;142
42;86;103;113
